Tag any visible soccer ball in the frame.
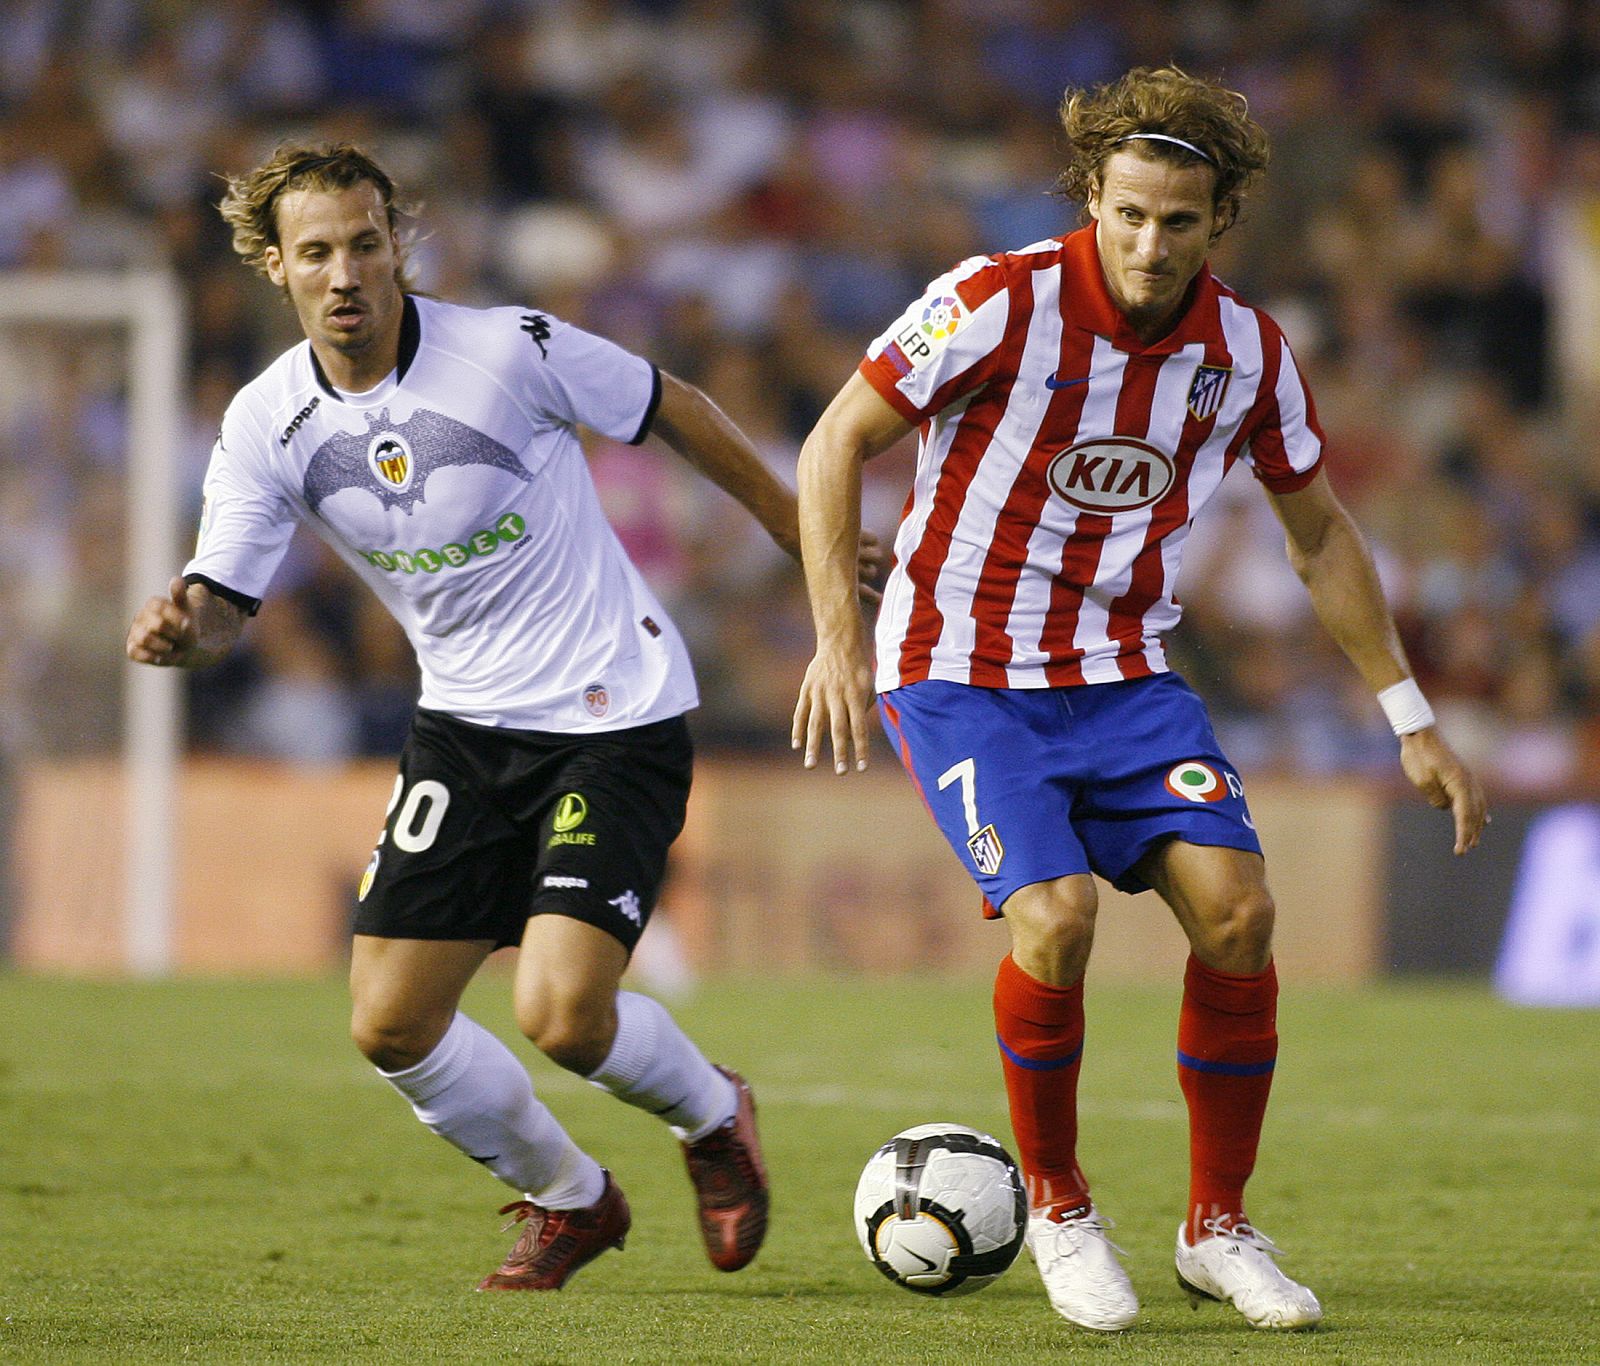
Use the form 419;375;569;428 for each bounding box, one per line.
853;1122;1027;1296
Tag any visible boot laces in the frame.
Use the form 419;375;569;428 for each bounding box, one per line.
1200;1215;1286;1260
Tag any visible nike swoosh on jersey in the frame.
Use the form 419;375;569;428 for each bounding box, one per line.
1044;373;1091;390
302;407;532;515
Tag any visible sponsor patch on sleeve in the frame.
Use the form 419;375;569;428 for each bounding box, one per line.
883;293;973;374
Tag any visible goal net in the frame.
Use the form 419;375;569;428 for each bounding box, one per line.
0;271;184;975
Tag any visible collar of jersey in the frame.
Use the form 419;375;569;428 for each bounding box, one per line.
307;293;421;402
1060;223;1221;357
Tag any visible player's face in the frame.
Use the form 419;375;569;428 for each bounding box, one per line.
1087;150;1218;341
263;183;404;389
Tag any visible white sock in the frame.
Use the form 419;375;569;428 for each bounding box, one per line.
380;1012;606;1209
587;991;737;1141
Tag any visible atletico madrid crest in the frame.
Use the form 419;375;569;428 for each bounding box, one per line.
967;823;1005;875
1187;363;1232;421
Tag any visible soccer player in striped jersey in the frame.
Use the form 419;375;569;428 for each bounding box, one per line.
793;67;1487;1333
127;142;880;1293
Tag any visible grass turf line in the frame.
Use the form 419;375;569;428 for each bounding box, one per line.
0;973;1596;1363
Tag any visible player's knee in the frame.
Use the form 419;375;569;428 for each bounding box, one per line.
1194;888;1276;973
1005;879;1098;982
516;992;616;1075
350;1007;450;1072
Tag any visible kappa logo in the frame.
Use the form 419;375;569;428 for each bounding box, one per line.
279;395;320;446
609;889;642;926
1047;436;1176;513
520;312;552;358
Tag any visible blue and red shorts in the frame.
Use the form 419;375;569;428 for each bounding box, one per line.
878;673;1261;915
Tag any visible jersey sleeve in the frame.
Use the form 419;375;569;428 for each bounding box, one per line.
183;398;299;612
1240;320;1324;493
516;312;660;445
858;256;1010;423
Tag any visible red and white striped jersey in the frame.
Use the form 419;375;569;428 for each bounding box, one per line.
860;224;1324;693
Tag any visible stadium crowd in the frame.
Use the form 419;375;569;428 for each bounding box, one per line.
3;0;1600;790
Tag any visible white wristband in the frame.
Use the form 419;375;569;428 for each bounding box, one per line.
1377;678;1435;736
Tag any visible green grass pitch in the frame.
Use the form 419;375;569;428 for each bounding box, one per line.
1;971;1596;1363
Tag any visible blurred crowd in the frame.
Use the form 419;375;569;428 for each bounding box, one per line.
3;0;1600;792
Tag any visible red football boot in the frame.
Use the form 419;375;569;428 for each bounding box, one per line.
681;1067;769;1271
476;1171;630;1291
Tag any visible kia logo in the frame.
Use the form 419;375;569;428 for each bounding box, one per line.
1046;437;1176;513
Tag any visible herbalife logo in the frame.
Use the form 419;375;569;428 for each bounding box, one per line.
548;792;596;848
553;793;587;831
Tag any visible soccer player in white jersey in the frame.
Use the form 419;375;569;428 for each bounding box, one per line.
792;69;1488;1332
127;142;879;1292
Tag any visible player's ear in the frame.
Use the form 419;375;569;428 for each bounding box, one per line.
263;245;286;289
1084;176;1102;222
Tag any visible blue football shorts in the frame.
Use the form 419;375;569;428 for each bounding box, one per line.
878;673;1262;913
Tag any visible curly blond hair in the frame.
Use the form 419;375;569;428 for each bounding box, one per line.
218;141;418;291
1059;67;1270;239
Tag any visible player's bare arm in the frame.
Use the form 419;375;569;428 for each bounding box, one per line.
1268;472;1488;853
125;576;247;670
651;369;884;597
793;372;912;775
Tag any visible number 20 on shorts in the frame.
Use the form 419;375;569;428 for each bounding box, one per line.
382;775;452;853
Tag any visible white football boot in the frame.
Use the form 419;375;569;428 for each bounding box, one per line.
1174;1217;1323;1330
1026;1204;1139;1331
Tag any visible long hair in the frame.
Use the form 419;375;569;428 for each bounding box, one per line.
217;141;418;291
1058;67;1270;239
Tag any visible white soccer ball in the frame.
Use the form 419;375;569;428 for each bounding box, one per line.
853;1122;1026;1296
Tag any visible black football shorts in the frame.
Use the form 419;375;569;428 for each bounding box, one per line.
352;708;692;953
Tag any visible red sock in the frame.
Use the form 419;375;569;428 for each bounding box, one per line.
1177;954;1278;1243
993;953;1088;1214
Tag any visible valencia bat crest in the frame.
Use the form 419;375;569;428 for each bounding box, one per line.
302;407;532;515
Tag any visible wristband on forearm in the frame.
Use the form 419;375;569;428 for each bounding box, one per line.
1377;678;1436;735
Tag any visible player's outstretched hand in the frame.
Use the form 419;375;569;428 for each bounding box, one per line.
126;576;199;667
1399;727;1489;855
856;529;887;606
793;642;874;775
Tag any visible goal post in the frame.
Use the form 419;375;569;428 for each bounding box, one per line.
0;271;186;975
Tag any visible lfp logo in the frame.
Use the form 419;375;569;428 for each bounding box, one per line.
367;431;414;492
920;296;964;342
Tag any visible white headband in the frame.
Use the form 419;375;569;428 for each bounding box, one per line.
1117;132;1216;166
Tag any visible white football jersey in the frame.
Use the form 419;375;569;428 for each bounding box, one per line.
187;295;698;732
